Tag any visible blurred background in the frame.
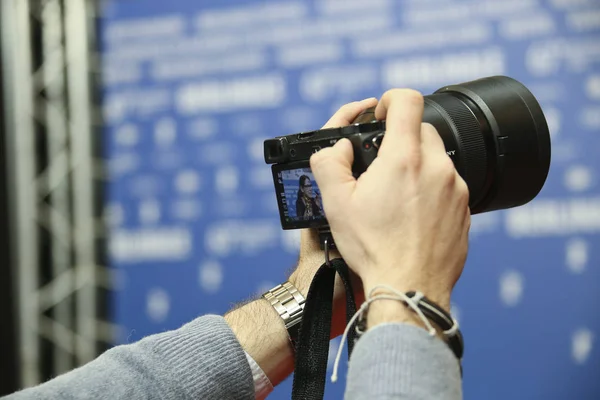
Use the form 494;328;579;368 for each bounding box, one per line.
1;0;599;398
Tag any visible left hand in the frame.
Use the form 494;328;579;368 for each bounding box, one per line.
224;98;377;387
288;98;378;337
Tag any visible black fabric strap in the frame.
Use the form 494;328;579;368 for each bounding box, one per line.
291;258;357;400
335;260;358;356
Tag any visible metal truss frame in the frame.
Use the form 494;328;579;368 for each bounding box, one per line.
1;0;112;388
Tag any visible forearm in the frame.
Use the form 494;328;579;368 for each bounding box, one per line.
224;296;295;386
223;256;352;387
5;315;254;400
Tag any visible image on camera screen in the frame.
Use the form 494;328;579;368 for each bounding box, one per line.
276;167;326;225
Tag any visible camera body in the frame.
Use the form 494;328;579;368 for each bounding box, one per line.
264;118;391;230
266;119;385;173
264;76;552;231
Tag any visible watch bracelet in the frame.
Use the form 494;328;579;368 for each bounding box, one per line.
262;281;306;340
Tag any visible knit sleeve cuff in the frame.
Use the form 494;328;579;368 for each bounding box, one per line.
345;323;462;399
146;314;255;400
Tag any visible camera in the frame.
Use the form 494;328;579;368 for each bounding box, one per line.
264;76;551;230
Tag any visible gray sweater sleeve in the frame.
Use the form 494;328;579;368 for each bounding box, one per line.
4;315;461;400
4;315;255;400
345;323;463;399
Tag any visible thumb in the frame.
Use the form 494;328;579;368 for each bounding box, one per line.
322;98;378;129
310;139;356;211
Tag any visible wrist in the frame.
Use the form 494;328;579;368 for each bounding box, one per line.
292;245;343;296
288;270;310;298
289;258;354;339
363;276;451;313
262;281;306;349
360;288;445;340
224;299;294;386
366;299;423;329
365;291;447;341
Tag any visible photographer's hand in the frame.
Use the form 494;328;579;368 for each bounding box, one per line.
225;98;375;387
311;89;471;328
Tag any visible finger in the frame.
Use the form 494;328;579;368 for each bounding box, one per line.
322;98;378;129
455;174;470;208
420;123;446;157
460;207;471;244
310;138;356;212
375;89;424;159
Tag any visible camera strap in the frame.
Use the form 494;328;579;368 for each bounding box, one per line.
291;257;357;400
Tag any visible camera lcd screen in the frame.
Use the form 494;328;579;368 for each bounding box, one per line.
272;162;327;229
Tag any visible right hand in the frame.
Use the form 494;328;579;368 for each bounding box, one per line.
310;89;471;313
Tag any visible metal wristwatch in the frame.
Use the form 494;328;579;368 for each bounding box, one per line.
262;281;306;348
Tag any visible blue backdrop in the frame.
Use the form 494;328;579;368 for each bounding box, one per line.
99;0;600;398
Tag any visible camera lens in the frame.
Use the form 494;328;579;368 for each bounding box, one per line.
357;76;551;214
432;76;550;213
